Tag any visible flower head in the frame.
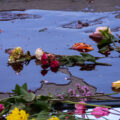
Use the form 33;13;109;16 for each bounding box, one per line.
41;53;49;66
6;107;29;120
91;107;110;118
50;60;59;68
0;104;4;113
35;48;44;60
95;27;112;35
75;101;86;114
48;116;60;120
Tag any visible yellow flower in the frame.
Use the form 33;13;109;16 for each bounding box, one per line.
6;107;29;120
112;80;120;89
48;116;60;120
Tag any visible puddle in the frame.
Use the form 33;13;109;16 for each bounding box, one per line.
0;9;120;98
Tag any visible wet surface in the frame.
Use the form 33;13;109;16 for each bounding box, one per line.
0;10;120;98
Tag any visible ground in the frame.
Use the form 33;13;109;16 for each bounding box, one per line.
0;0;120;12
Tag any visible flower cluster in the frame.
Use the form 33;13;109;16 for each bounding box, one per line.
35;48;60;69
6;107;29;120
8;47;24;62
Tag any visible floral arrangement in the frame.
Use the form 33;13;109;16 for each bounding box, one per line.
0;83;119;120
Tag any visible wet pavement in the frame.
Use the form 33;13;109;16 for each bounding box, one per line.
0;9;120;98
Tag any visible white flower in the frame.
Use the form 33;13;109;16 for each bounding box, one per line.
35;48;44;60
95;27;112;34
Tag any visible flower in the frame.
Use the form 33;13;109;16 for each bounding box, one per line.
48;54;55;61
41;53;49;66
50;60;59;68
9;47;24;62
91;107;110;118
0;104;4;113
112;80;120;89
48;116;60;120
35;48;44;60
6;107;29;120
75;101;86;114
72;42;94;52
95;27;112;35
89;27;112;42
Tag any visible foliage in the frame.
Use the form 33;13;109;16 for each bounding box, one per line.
97;28;120;55
0;84;119;120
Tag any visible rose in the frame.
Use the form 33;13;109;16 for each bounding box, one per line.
95;27;112;35
35;48;44;60
75;101;86;114
41;53;49;66
0;104;4;113
91;107;110;118
50;60;59;68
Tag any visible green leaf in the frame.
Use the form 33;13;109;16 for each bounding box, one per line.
81;53;96;62
36;111;49;120
23;92;35;102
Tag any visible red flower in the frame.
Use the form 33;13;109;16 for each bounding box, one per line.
91;107;110;118
48;54;55;61
41;53;49;66
50;60;59;68
41;53;48;61
0;104;4;113
75;101;86;114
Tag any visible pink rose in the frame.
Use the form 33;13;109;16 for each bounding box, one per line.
91;107;110;118
50;60;59;68
0;104;4;113
75;101;86;114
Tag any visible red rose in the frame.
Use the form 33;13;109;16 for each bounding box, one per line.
50;60;59;68
41;53;49;66
41;53;48;61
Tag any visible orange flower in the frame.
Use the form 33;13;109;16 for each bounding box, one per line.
72;43;94;52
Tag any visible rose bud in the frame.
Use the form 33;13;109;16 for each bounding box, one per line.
0;104;4;113
50;60;59;68
112;80;120;89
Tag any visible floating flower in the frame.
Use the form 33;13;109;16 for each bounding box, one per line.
91;107;110;118
41;53;49;66
75;101;86;114
50;60;59;68
95;27;112;35
0;104;4;113
48;54;55;61
89;27;112;42
48;116;60;120
8;47;24;62
35;48;44;60
6;107;29;120
112;80;120;89
71;42;94;52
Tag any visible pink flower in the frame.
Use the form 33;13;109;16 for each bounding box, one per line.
91;107;110;118
0;104;4;113
75;101;86;114
50;60;59;68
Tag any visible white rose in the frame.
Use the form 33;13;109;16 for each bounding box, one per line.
35;48;44;60
95;27;112;34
